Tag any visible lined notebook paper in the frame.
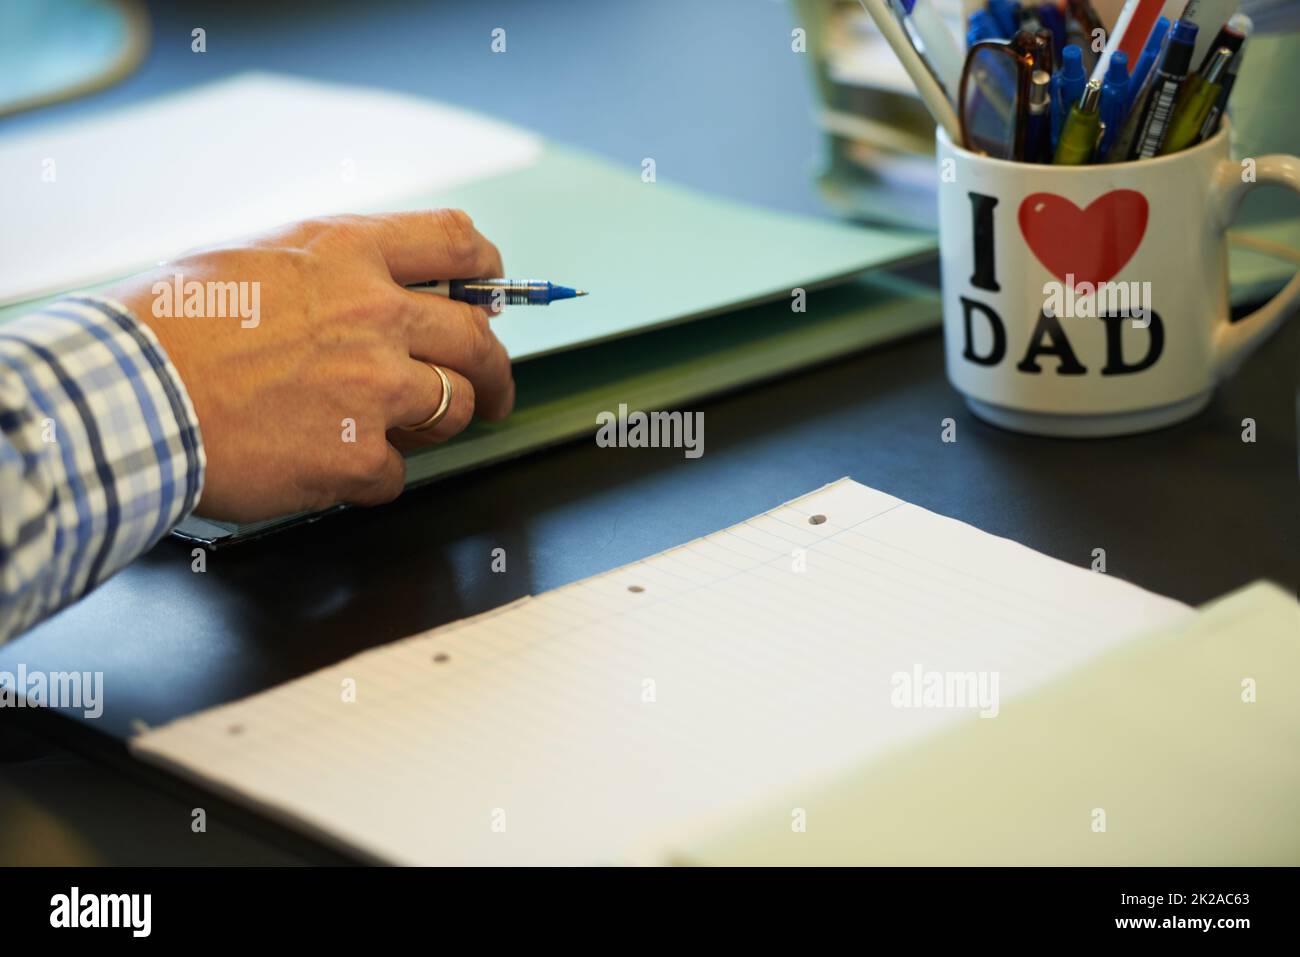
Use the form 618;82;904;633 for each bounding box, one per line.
133;479;1192;864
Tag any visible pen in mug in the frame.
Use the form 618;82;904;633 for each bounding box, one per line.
1096;51;1130;160
1037;3;1067;58
1062;0;1105;72
1090;0;1169;85
407;279;588;306
988;0;1021;37
1028;27;1055;75
1180;0;1239;68
893;0;964;104
1023;70;1053;163
1126;15;1171;113
1105;14;1171;162
1192;11;1248;74
1128;19;1198;160
1160;45;1233;154
967;9;1001;46
1197;15;1252;142
1050;44;1086;150
1053;78;1103;165
857;0;961;140
1151;14;1247;154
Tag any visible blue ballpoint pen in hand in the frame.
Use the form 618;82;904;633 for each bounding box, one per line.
407;279;588;307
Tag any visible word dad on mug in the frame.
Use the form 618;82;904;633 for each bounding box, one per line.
958;191;1163;377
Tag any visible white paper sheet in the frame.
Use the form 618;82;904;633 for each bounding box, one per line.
0;72;541;305
133;479;1192;864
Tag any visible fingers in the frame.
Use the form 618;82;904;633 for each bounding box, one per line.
366;209;504;285
286;208;511;513
320;208;514;420
398;292;515;421
335;363;474;509
344;443;407;508
388;361;476;441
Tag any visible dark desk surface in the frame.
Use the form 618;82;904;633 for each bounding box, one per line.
1;0;1297;864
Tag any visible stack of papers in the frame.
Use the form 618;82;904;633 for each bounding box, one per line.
135;479;1220;865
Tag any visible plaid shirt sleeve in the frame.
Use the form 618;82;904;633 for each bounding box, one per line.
0;295;205;644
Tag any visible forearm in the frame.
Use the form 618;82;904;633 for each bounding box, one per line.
0;296;205;643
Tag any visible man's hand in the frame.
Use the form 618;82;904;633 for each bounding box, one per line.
105;210;514;523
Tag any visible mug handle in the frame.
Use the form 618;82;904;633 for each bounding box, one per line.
1210;153;1300;376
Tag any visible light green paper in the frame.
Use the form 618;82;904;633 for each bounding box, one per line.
676;581;1300;866
402;145;935;360
0;145;936;360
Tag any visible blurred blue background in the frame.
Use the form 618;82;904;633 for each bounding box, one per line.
3;0;833;219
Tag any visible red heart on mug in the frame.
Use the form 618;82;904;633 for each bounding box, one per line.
1017;190;1148;289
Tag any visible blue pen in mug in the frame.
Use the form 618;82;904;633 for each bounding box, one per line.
936;119;1300;436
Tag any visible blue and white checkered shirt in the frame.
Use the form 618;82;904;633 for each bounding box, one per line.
0;296;205;643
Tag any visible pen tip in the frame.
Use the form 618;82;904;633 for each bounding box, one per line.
575;290;588;297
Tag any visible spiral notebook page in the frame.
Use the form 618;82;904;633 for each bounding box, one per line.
132;479;1191;864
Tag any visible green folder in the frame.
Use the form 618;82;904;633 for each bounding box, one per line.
173;148;939;543
140;148;935;543
0;127;940;542
433;147;936;360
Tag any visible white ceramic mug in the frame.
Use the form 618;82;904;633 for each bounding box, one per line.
936;122;1300;436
